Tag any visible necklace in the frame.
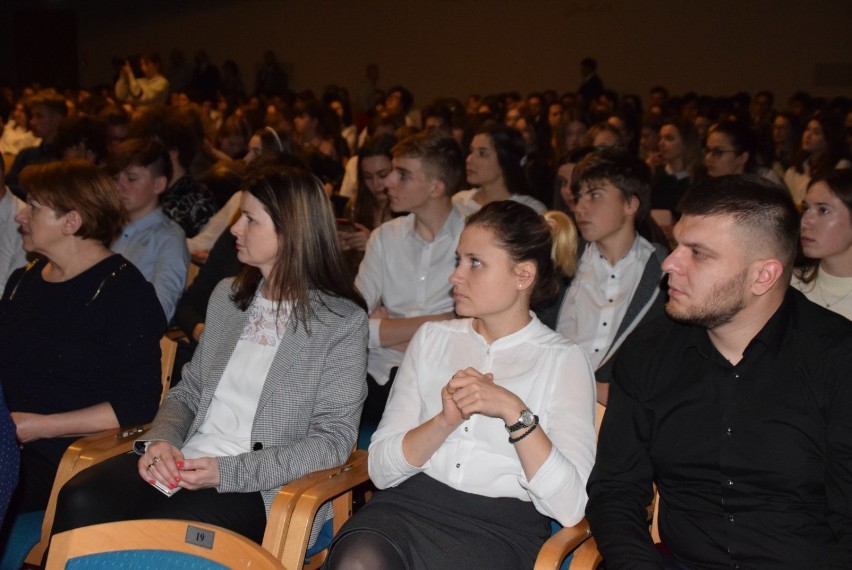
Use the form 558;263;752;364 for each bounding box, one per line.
816;275;852;309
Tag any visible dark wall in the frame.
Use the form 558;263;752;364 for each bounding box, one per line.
2;0;850;105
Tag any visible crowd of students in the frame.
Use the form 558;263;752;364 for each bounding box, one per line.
0;50;851;568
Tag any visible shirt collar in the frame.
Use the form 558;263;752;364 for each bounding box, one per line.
121;208;166;238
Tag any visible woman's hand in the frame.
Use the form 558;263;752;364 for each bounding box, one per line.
138;441;185;492
439;382;465;429
176;457;221;490
447;367;524;424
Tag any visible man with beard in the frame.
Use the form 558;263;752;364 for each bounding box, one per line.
585;174;852;568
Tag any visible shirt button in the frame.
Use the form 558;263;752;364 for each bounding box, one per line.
610;275;615;279
728;514;735;522
603;322;607;326
455;463;460;468
594;348;599;352
726;480;734;488
464;427;469;432
608;299;613;303
725;427;732;436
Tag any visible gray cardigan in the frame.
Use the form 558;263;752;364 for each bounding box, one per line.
137;278;368;538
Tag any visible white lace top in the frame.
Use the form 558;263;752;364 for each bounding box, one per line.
181;294;290;458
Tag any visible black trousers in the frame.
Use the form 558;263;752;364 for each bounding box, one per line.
51;452;267;543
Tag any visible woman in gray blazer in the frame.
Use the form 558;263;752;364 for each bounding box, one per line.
52;166;369;544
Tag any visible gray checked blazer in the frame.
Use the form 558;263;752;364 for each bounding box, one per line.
136;278;368;537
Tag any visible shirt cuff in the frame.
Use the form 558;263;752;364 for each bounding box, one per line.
368;318;382;349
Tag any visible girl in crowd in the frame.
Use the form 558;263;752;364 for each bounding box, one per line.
326;200;596;570
51;166;368;544
244;126;291;164
649;118;703;229
338;135;397;255
584;121;624;150
784;111;851;205
793;169;852;320
0;161;164;525
114;52;170;107
560;118;589;156
454;122;547;216
703;120;785;186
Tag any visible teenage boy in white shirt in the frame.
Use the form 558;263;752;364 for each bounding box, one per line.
555;149;668;405
355;132;466;425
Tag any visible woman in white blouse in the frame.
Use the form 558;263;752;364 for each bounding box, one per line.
326;200;596;569
792;169;852;321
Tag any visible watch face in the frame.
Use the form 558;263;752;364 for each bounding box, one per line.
520;409;535;427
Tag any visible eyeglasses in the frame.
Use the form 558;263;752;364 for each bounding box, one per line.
705;147;739;159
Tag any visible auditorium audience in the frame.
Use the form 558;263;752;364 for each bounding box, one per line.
114;52;170;107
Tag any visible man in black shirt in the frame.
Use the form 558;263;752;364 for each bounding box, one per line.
586;174;852;568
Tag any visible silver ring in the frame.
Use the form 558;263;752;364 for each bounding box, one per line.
152;456;161;464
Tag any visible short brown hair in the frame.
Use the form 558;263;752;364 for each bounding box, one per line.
20;160;126;247
391;131;464;196
27;90;68;117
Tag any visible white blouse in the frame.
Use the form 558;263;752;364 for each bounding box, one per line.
181;295;289;458
368;316;597;526
792;269;852;321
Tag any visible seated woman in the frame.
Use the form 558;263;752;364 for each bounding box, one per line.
784;110;851;206
326;200;597;570
454;122;548;217
792;169;852;320
648;118;703;231
0;160;165;524
337;135;397;259
51;165;368;544
703;120;785;187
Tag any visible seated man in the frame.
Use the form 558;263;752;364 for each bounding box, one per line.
554;149;667;405
108;138;189;321
6;90;67;198
355;131;465;425
586;175;852;568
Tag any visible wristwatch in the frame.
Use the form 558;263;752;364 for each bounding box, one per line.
505;409;535;433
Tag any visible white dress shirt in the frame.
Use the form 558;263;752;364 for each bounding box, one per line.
452;189;546;218
355;208;464;384
557;236;654;369
368;317;597;526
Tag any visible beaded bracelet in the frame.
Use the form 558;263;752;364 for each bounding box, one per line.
508;415;539;444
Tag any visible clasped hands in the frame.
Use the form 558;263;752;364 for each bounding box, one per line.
138;441;220;492
441;367;521;427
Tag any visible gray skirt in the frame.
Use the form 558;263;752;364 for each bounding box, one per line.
330;473;551;569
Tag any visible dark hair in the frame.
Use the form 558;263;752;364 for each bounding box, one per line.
21;160;126;247
794;169;852;284
793;110;849;176
98;104;130;127
27;90;68;116
56;116;108;163
473;122;530;196
386;86;414;114
661;118;703;178
354;135;396;229
391;131;465;196
130;107;202;169
571;149;653;222
708;120;755;169
679;174;799;279
107;137;173;182
466;200;562;307
230;166;367;327
253;127;294;156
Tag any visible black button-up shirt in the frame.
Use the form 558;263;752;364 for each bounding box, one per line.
586;289;852;569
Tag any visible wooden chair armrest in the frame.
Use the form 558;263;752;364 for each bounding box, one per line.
567;536;603;569
262;450;368;567
25;426;150;565
534;519;592;570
